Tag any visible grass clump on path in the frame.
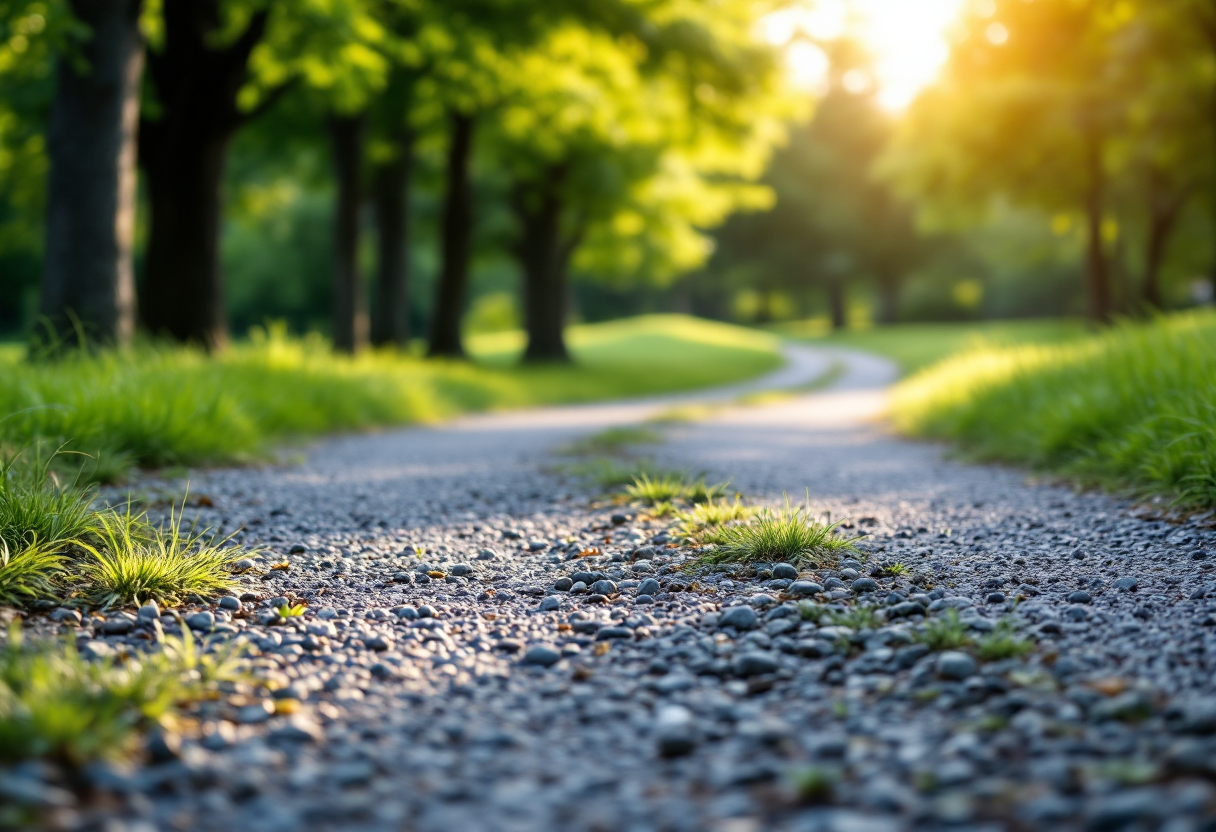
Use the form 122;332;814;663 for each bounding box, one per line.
892;310;1216;508
78;504;241;609
0;625;243;766
693;498;857;568
0;315;782;481
624;473;729;506
675;497;755;542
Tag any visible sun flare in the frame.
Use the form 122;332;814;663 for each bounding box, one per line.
764;0;967;109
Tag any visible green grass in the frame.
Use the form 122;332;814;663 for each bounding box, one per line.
975;621;1034;661
623;472;729;506
674;497;755;542
0;448;98;554
78;504;242;609
560;426;664;457
892;310;1216;508
0;315;782;480
0;624;243;768
777;318;1088;374
693;498;857;568
915;609;971;651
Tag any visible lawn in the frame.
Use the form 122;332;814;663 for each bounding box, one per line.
0;314;782;477
775;318;1089;374
891;310;1216;508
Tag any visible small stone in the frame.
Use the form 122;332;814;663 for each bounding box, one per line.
185;611;215;631
655;705;697;757
538;596;560;612
554;577;574;591
233;558;256;572
571;571;599;585
449;563;473;577
268;716;324;744
986;592;1006;604
1066;590;1092;604
495;638;524;653
218;596;241;611
100;617;133;635
719;606;759;631
49;607;81;625
527;539;548;551
137;601;161;621
1114;577;1138;592
590;579;618;596
637;578;661;596
1063;605;1089;621
936;651;977;680
772;563;799;580
887;602;925;619
393;606;417;620
477;548;498;560
635;594;655;605
236;701;275;724
851;578;879;594
733;651;780;677
521;645;562;667
788;581;823;597
611;513;628;525
417;605;435;618
596;626;633;641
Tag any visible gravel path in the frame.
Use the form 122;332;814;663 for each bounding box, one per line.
25;345;1216;832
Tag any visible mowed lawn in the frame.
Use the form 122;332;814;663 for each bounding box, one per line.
0;315;782;476
776;317;1089;374
891;310;1216;508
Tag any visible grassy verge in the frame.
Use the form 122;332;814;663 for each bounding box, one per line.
0;315;782;480
775;318;1088;374
892;310;1216;508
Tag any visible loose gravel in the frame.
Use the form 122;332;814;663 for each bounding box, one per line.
6;346;1216;832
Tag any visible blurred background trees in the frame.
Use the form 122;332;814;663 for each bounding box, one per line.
2;0;1215;354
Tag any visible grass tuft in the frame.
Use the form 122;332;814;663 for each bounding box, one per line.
827;605;881;630
674;496;755;542
693;498;857;568
915;609;971;651
623;472;729;506
78;503;242;609
0;624;244;766
0;539;64;607
0;447;98;556
975;620;1034;661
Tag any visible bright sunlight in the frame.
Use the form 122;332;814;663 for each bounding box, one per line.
764;0;966;108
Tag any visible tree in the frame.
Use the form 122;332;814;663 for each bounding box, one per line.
23;1;141;348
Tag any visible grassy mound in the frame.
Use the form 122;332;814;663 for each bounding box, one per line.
892;311;1216;508
0;315;782;477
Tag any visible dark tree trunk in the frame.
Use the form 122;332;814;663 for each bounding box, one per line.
826;277;847;331
1142;173;1190;312
327;113;368;354
370;128;414;348
139;2;275;349
513;165;575;363
427;111;476;358
1082;132;1112;323
39;0;144;348
874;274;900;325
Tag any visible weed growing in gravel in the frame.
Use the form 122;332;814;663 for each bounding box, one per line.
0;448;98;556
793;766;840;804
625;472;690;505
674;497;754;541
694;498;857;568
828;605;881;630
0;625;244;766
0;539;64;607
797;601;830;623
78;503;242;608
682;477;730;504
886;562;907;576
562;426;663;457
275;602;307;619
975;621;1034;661
916;609;972;651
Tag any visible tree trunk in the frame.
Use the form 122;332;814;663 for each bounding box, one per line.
874;275;900;325
1142;174;1189;312
427;111;476;358
39;0;144;349
514;166;574;363
826;277;847;331
327;113;368;354
370;128;414;348
139;2;274;348
1082;133;1112;323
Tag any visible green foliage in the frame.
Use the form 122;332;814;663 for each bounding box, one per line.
78;504;241;609
0;624;244;766
275;602;306;619
915;609;971;651
797;601;829;623
0;316;781;477
0;538;60;606
623;473;729;507
893;310;1216;508
793;766;839;804
562;426;663;457
674;497;754;542
0;447;97;554
827;605;881;630
694;498;856;568
975;621;1034;662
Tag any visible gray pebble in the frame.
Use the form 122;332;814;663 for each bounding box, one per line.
521;645;562;667
936;651;977;680
719;605;759;631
